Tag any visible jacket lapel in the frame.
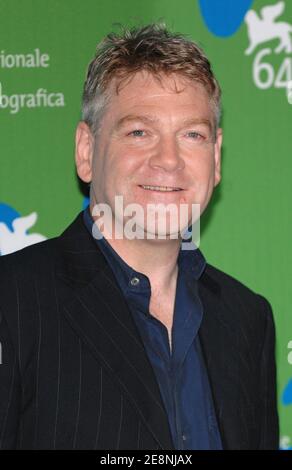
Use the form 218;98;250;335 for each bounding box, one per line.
198;272;242;449
55;212;174;450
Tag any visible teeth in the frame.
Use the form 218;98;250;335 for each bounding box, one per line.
141;185;181;192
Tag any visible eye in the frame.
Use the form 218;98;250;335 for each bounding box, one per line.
186;131;203;140
129;129;145;137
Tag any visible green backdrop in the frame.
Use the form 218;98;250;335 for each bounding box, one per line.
0;0;291;449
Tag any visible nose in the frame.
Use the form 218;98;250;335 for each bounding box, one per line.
148;135;185;172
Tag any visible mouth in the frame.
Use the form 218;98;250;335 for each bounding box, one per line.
138;184;183;192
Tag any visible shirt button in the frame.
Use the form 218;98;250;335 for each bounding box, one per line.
130;277;140;286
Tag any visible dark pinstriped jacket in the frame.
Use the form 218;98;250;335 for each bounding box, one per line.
0;211;279;449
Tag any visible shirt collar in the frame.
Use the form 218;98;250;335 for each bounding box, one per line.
82;204;206;288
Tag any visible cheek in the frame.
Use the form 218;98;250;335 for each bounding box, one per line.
109;147;144;180
100;156;137;200
189;153;216;184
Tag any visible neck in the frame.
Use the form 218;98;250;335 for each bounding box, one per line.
90;203;181;289
109;236;180;289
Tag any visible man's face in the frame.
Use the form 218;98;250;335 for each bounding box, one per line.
76;71;222;239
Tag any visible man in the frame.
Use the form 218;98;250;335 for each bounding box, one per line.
0;24;278;449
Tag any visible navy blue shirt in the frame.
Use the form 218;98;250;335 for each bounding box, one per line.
83;206;222;450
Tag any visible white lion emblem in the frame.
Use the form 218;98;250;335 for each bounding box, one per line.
245;1;292;55
0;212;47;256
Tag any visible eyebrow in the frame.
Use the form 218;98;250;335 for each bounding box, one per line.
115;114;159;130
181;118;213;133
114;114;213;134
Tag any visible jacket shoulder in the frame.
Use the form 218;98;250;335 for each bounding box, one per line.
0;236;60;279
202;262;274;330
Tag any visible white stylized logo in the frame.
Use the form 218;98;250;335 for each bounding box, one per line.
244;1;292;101
280;435;292;450
0;210;47;255
288;340;292;365
245;1;292;55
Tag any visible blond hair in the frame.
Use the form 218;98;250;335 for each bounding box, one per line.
82;23;221;133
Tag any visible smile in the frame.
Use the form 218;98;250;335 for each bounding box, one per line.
139;185;182;192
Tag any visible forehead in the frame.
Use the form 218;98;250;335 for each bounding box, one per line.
105;71;213;119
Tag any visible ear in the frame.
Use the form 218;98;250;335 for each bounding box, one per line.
75;121;94;183
214;128;223;187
